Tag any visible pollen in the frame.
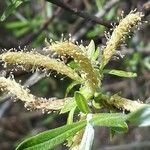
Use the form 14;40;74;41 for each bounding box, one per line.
101;12;143;69
0;51;81;82
48;41;100;89
0;77;66;112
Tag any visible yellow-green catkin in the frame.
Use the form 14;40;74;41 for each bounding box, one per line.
0;77;65;112
109;94;147;112
101;12;143;69
0;51;81;81
49;41;99;90
0;77;33;103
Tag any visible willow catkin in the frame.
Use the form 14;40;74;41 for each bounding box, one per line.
49;41;99;89
0;77;65;112
101;12;143;69
0;51;81;82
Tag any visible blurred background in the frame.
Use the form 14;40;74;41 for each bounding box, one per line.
0;0;150;149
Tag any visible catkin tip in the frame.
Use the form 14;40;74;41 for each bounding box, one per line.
0;77;65;112
101;11;143;69
0;51;81;82
48;41;99;89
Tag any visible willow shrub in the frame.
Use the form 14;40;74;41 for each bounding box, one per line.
0;11;150;150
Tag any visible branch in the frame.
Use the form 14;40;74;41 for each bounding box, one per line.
142;1;150;17
72;0;149;41
72;0;121;40
46;0;112;28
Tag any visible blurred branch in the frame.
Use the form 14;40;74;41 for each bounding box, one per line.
46;0;112;28
72;0;121;40
121;47;150;55
18;0;150;46
142;1;150;17
72;0;150;41
1;0;149;48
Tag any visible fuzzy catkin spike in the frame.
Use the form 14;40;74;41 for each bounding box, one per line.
0;77;65;112
0;77;33;103
101;12;143;69
49;41;99;90
0;52;81;82
109;94;147;112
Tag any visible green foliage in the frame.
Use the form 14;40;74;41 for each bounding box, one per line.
75;92;91;113
65;81;80;97
1;0;28;21
87;40;95;59
103;69;137;78
124;52;142;71
143;56;150;70
0;2;149;150
16;121;86;150
128;106;150;127
90;113;128;132
60;99;76;114
16;106;150;150
95;0;105;11
5;16;43;37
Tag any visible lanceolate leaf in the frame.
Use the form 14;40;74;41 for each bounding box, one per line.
87;40;95;59
16;106;150;150
103;69;137;78
65;81;80;97
90;113;128;132
75;92;91;113
92;47;100;61
127;106;150;127
66;107;76;146
16;120;86;150
60;99;76;114
1;0;27;21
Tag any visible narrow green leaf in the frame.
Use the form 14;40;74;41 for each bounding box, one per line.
67;107;76;125
127;106;150;127
75;92;91;113
90;113;128;132
60;98;76;114
5;21;28;29
14;26;30;37
110;128;116;140
66;107;76;147
96;0;104;11
92;47;100;61
105;7;116;20
65;81;80;97
104;69;137;78
87;40;95;59
1;0;26;21
16;120;86;150
67;60;79;69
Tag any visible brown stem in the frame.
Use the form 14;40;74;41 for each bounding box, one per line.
46;0;112;28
